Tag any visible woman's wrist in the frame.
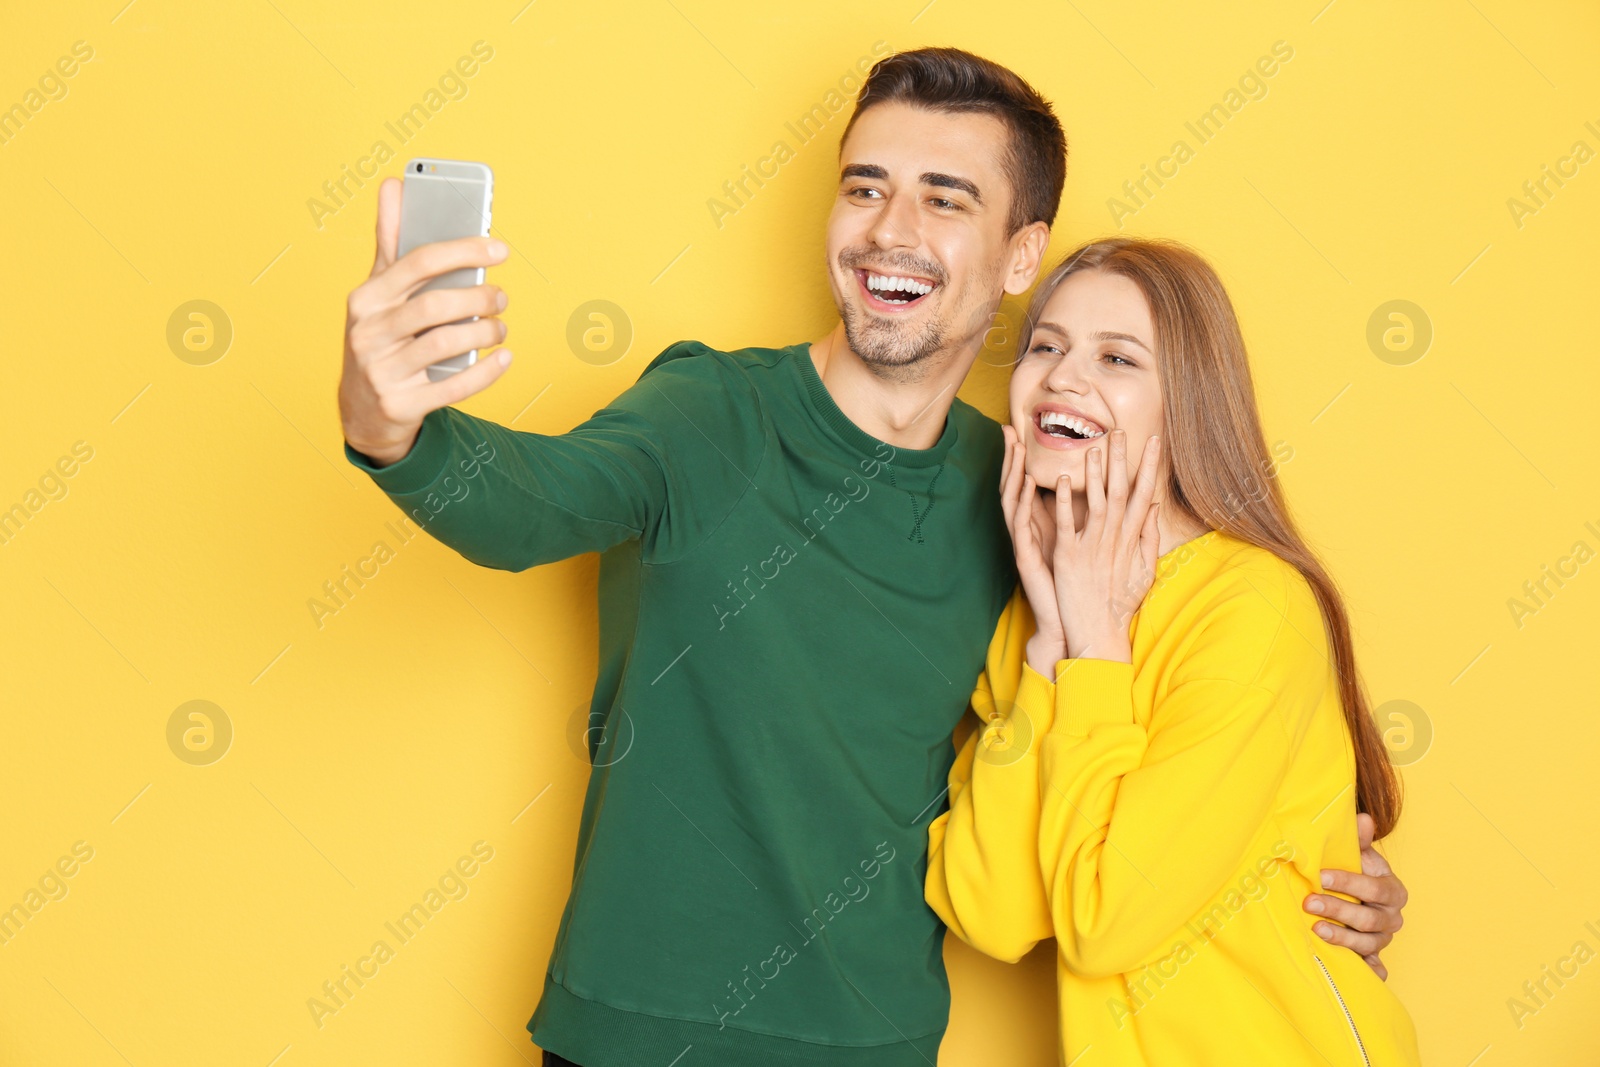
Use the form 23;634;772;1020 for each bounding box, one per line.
1063;627;1132;664
1025;632;1066;679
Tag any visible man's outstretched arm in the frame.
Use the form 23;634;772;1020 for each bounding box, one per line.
1303;813;1409;980
340;177;517;468
338;176;758;571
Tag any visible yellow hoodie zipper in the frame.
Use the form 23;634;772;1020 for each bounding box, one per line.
1314;954;1373;1067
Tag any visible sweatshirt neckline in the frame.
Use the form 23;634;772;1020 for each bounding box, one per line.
787;342;959;469
1146;528;1224;600
1157;528;1219;566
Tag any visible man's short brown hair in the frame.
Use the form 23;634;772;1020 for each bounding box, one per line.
841;47;1068;235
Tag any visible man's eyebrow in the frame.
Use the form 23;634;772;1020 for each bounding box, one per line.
1032;322;1152;352
921;172;981;202
839;164;982;203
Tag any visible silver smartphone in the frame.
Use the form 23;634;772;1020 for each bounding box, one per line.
396;158;495;381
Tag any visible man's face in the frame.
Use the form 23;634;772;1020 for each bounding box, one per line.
825;101;1028;373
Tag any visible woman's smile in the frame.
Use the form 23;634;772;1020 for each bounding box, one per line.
1030;402;1109;451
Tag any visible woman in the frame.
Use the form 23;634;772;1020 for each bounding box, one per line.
925;238;1421;1065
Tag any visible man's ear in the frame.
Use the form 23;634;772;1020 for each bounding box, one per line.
1004;221;1052;295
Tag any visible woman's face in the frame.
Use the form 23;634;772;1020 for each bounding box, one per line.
1009;268;1167;495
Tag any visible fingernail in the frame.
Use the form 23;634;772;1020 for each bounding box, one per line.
1320;871;1333;888
497;349;512;366
1316;923;1331;938
496;290;508;310
487;240;509;260
1306;897;1324;914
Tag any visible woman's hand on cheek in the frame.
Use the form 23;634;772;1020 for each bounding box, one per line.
1052;431;1162;664
1000;425;1067;675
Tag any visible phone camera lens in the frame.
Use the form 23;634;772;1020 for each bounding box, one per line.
415;163;423;172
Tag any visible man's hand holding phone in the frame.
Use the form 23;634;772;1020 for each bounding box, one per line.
338;176;512;468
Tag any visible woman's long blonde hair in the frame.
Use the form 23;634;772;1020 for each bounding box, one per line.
1018;237;1401;838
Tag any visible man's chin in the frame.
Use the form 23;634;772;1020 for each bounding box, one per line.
842;305;946;370
848;331;940;370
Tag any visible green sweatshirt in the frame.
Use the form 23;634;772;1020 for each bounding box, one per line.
344;340;1015;1066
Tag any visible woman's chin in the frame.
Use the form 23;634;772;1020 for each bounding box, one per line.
1024;462;1049;486
1025;455;1079;493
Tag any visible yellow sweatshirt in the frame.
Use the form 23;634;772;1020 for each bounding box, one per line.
926;529;1421;1066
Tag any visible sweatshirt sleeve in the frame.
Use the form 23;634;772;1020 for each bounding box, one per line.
1037;567;1329;978
925;594;1056;964
344;342;764;570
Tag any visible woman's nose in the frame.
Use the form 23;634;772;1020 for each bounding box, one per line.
1043;354;1091;394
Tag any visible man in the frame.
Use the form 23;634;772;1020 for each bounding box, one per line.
339;47;1406;1067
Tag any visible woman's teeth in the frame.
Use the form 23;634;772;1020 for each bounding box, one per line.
865;272;934;304
1038;411;1106;440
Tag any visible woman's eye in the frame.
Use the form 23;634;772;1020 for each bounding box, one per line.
1105;353;1132;366
1029;343;1061;356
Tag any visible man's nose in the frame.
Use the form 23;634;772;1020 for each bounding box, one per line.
867;190;921;250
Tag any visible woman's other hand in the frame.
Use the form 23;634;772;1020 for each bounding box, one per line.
1052;431;1161;664
1000;424;1068;675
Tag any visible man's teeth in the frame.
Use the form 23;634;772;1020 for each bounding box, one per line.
1038;411;1106;439
865;272;934;302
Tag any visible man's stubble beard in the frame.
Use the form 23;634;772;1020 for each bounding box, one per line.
838;297;950;383
833;249;1008;385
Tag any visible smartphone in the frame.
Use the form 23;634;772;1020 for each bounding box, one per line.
396;158;495;381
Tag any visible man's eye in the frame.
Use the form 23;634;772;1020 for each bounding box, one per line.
850;186;883;199
931;197;957;210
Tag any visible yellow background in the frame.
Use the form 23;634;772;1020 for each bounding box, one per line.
2;1;1597;1064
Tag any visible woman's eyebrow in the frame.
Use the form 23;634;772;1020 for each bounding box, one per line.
1031;324;1152;352
1092;330;1152;351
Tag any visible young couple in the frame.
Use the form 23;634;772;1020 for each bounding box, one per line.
338;46;1418;1067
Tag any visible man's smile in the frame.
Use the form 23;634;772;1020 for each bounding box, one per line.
854;268;940;312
